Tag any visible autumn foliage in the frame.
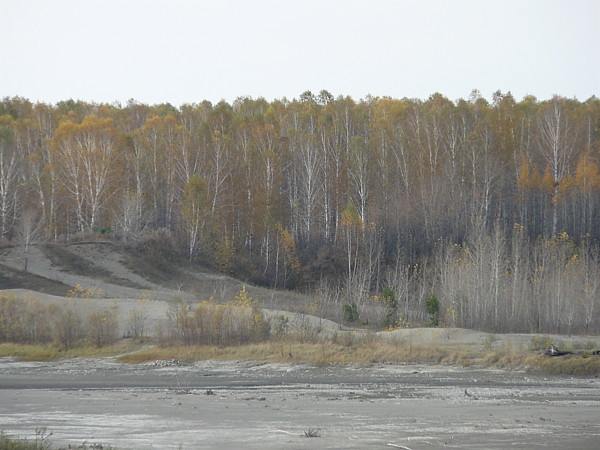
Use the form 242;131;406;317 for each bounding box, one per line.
1;93;600;333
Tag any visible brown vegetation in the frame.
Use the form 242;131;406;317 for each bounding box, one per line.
1;95;600;334
0;294;119;349
116;339;600;376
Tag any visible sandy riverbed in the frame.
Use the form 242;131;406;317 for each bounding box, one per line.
1;358;599;449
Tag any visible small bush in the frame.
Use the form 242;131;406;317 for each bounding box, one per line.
0;296;52;344
0;429;115;450
530;335;554;351
290;313;319;343
67;284;103;299
303;428;321;438
167;296;270;346
0;428;52;450
126;307;147;340
87;308;119;347
381;287;398;328
483;334;497;351
343;303;359;323
52;308;84;349
425;294;440;327
271;314;289;338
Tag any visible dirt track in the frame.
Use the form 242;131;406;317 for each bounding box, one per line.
1;358;599;449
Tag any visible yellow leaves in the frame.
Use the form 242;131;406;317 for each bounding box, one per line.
143;115;164;131
66;284;103;298
55;115;115;141
276;224;301;272
541;166;555;193
141;114;180;137
370;294;380;303
277;225;295;253
518;155;600;201
566;253;580;269
181;175;207;223
0;114;15;127
232;285;255;307
517;157;542;191
341;202;362;228
574;154;600;192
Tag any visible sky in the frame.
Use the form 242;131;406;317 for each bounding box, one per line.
1;0;599;105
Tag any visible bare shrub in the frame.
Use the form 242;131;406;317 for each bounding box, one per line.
0;295;28;342
21;299;53;343
167;290;270;346
303;428;321;438
271;314;289;339
52;307;84;349
0;296;53;344
87;307;119;347
290;313;320;343
126;306;148;340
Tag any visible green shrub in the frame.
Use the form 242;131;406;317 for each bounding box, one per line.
381;287;398;328
343;303;359;323
425;294;440;327
271;314;289;338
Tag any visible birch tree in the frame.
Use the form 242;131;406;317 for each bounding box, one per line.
181;175;207;261
54;116;119;232
0;119;20;239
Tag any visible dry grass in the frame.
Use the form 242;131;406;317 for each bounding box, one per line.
0;430;115;450
0;340;142;361
117;339;600;376
1;337;599;376
523;353;600;375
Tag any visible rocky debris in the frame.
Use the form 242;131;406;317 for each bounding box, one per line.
151;359;186;368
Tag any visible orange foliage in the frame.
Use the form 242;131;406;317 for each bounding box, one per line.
517;158;542;191
574;154;600;192
541;166;555;193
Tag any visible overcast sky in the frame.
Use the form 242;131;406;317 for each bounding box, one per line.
1;0;599;105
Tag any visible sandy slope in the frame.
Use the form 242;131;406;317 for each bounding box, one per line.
0;243;310;307
1;243;600;347
0;244;191;301
3;288;600;350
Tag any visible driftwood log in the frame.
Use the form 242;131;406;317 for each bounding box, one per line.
543;345;600;357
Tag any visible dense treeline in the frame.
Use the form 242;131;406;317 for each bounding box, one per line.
1;91;599;333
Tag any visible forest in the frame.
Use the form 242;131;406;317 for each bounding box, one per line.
1;91;599;334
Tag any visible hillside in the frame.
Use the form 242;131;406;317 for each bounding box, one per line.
2;242;600;353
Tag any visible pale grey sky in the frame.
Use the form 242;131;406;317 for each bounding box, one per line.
1;0;599;105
